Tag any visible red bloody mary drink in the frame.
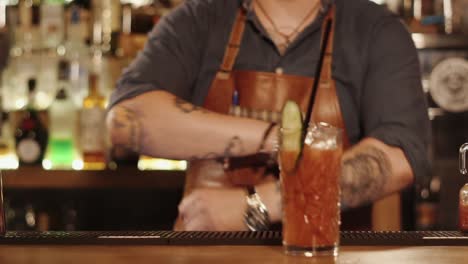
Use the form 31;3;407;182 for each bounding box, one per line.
280;122;342;257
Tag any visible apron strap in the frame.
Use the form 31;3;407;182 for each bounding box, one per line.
313;4;350;149
217;8;247;78
207;3;347;147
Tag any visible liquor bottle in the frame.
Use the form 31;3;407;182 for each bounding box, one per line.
66;5;86;53
4;0;41;112
460;184;468;232
0;112;7;159
36;211;50;232
108;0;122;55
40;0;65;50
65;5;89;108
459;143;468;232
92;0;121;54
415;176;440;230
61;201;78;231
0;3;8;71
79;74;106;170
117;3;132;59
0;112;18;169
47;87;77;169
24;203;36;230
8;201;37;231
0;2;6;29
18;0;33;53
15;78;48;166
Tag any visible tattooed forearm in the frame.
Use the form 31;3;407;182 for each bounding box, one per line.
340;146;391;208
107;106;142;158
188;136;245;160
223;136;245;158
174;97;208;114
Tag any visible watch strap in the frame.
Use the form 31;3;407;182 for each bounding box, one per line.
244;186;270;231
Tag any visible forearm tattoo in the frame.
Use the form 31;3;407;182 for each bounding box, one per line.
340;146;390;208
174;97;208;114
108;106;142;157
223;136;244;158
189;136;245;160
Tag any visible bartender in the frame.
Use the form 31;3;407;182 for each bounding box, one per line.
106;0;430;231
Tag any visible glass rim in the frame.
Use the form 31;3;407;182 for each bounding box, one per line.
309;122;342;133
280;122;342;131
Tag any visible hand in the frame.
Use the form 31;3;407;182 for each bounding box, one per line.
178;187;248;231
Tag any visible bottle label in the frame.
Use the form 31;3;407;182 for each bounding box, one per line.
80;107;105;153
17;138;41;163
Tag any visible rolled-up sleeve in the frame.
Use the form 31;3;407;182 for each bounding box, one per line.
108;0;212;108
361;16;430;183
0;30;9;71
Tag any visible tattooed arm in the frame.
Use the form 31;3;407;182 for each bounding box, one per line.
171;133;413;229
106;90;276;160
253;137;413;223
340;137;413;208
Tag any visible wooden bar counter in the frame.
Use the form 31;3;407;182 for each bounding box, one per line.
0;244;467;264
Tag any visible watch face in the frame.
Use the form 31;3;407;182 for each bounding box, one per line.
429;58;468;112
244;193;270;231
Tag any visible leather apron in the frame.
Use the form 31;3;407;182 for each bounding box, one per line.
175;5;370;230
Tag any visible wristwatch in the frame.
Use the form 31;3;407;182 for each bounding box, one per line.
244;186;271;231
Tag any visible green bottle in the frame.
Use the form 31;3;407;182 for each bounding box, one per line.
47;87;77;169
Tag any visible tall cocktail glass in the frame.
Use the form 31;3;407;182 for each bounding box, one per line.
279;122;342;257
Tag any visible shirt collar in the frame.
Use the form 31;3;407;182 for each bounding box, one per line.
240;0;333;38
240;0;334;55
241;0;333;14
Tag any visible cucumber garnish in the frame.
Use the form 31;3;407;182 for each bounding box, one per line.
279;100;303;173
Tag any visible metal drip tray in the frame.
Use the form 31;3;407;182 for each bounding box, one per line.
0;231;467;246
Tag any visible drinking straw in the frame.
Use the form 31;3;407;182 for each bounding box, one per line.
302;17;333;140
291;16;334;222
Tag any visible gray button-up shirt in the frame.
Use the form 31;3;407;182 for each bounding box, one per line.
109;0;430;182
